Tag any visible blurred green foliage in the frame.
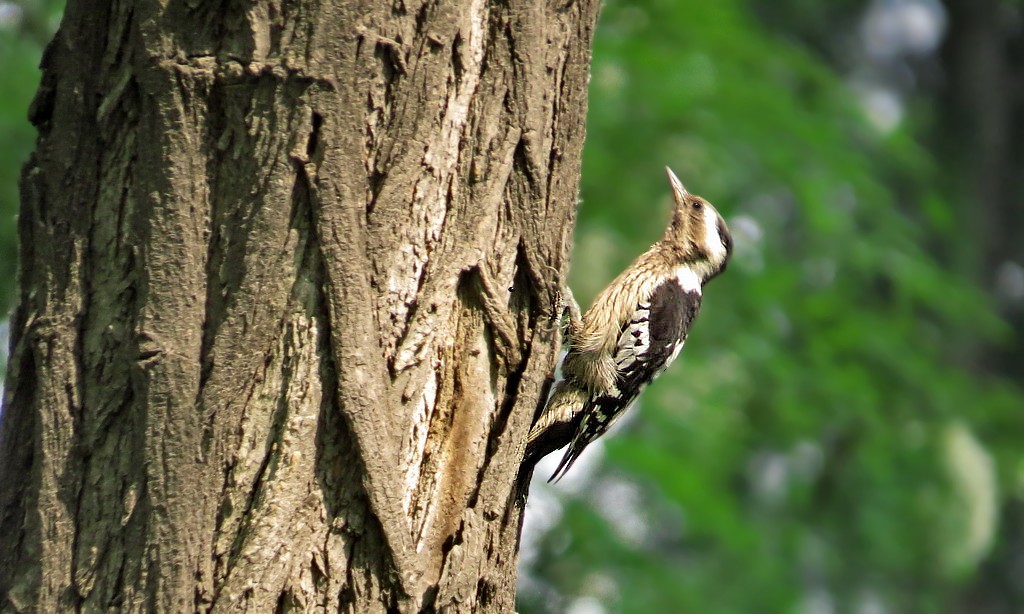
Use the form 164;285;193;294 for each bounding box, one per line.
0;0;62;317
520;0;1024;612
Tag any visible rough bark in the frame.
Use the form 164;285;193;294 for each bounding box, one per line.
0;0;600;611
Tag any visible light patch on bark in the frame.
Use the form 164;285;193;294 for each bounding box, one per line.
391;0;489;373
403;368;440;520
414;319;496;561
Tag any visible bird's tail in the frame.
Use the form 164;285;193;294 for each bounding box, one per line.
548;437;584;483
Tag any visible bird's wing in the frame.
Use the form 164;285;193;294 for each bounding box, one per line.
613;277;701;390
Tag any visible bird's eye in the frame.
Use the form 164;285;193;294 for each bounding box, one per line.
693;201;703;210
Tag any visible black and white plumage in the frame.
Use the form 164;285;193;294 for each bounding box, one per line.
526;167;732;481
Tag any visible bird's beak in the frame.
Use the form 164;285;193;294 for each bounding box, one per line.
665;166;689;202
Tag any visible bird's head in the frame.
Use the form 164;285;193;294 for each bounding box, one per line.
662;167;733;282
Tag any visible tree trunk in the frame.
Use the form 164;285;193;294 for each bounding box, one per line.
936;0;1024;370
0;0;599;611
937;1;1024;611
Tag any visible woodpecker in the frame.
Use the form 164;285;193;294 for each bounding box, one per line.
527;167;733;481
